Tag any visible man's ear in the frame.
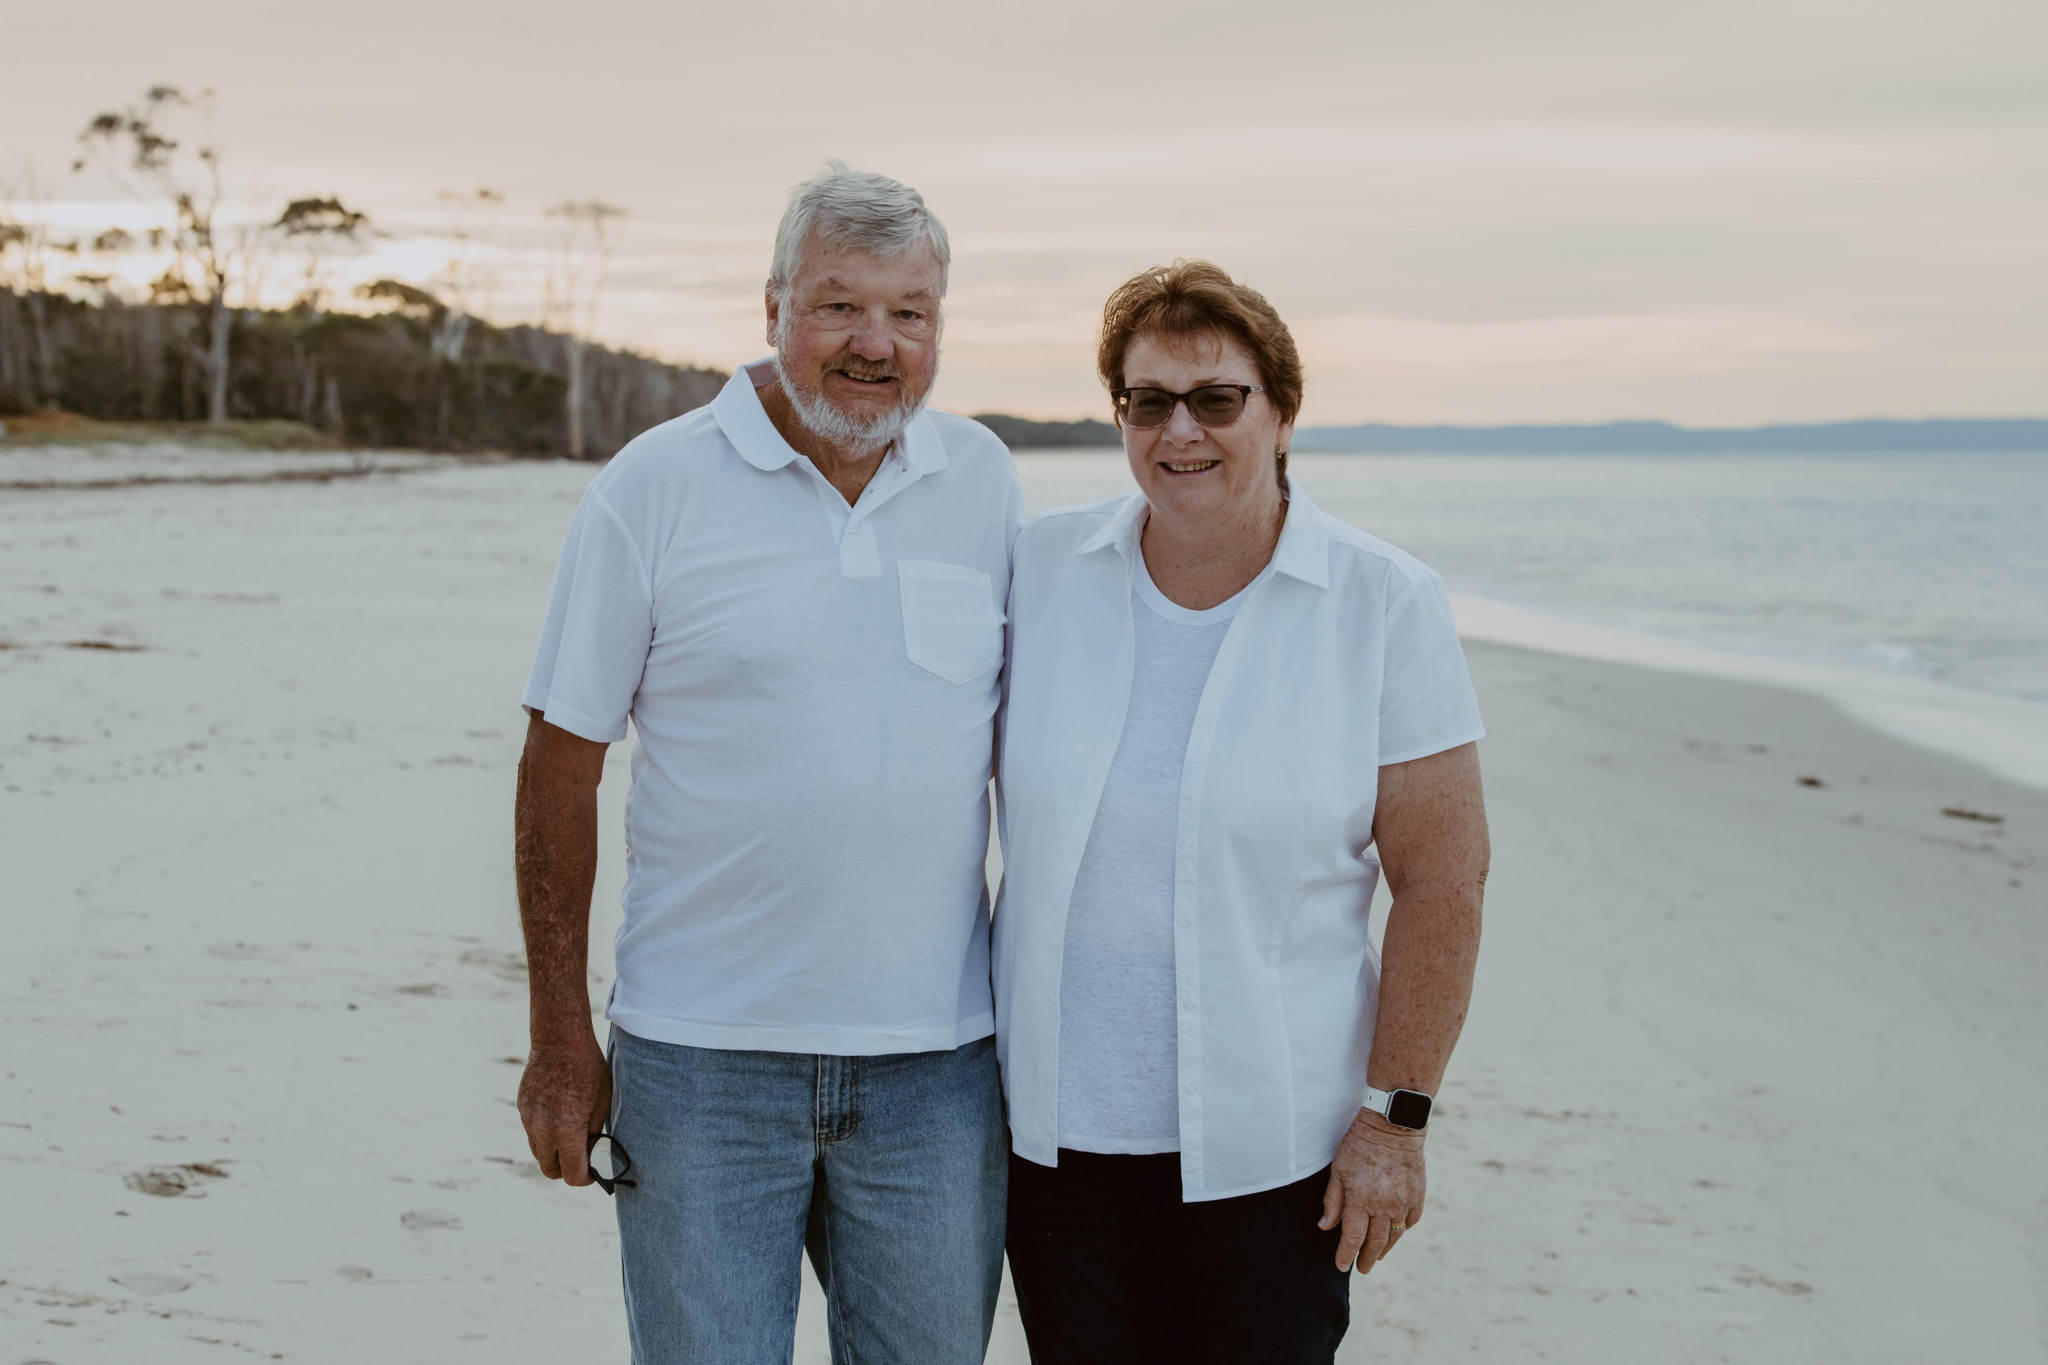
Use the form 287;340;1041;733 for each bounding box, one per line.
764;286;781;349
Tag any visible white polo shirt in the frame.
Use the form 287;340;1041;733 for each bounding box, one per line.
523;362;1023;1056
994;484;1485;1200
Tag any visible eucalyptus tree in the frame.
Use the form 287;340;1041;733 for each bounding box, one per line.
0;163;61;405
273;196;373;315
544;198;626;459
75;85;241;422
430;186;504;364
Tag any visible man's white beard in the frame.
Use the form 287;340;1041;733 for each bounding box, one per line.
772;332;924;452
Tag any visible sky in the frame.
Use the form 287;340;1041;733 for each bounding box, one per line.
3;0;2044;425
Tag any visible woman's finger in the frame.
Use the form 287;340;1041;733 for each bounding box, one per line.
1317;1168;1344;1231
1334;1204;1370;1272
1357;1213;1394;1274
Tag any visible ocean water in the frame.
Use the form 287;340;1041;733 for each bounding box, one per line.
1013;451;2048;785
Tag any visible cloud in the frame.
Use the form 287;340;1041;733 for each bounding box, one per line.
1296;309;1880;379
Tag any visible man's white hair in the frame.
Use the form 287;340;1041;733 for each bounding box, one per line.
768;159;951;301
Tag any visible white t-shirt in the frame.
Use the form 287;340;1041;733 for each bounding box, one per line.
1056;558;1246;1154
995;483;1485;1200
523;362;1023;1056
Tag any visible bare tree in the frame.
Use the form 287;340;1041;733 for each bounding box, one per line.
272;196;372;314
0;163;63;404
430;187;504;364
75;85;242;422
544;199;626;459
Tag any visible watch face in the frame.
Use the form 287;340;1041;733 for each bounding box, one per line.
1386;1090;1432;1130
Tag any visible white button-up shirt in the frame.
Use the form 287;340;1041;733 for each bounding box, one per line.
524;363;1022;1055
994;484;1484;1200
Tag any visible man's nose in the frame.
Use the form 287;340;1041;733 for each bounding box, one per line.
849;308;894;359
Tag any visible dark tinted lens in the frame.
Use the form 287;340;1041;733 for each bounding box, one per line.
587;1134;632;1190
1189;387;1247;426
1120;389;1177;427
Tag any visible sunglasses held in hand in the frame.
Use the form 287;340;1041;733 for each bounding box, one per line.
586;1131;635;1194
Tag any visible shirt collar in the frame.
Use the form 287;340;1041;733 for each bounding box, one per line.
713;358;948;477
1077;481;1331;589
713;362;798;471
1077;493;1148;556
1268;482;1332;587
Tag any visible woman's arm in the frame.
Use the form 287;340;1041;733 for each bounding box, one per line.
1319;741;1489;1273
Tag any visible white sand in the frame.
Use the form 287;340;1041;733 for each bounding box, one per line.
2;454;2043;1363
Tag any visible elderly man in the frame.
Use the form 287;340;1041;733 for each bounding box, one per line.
514;163;1019;1363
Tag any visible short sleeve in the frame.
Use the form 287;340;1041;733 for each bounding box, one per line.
1377;568;1486;766
520;487;654;744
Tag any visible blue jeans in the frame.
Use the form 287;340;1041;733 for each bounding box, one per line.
608;1030;1007;1365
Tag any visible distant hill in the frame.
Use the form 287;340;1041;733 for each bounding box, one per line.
971;413;1120;449
1291;418;2048;454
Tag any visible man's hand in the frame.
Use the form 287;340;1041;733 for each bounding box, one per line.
518;1031;610;1186
1319;1108;1426;1273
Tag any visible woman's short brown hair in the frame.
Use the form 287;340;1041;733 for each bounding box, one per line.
1097;260;1304;446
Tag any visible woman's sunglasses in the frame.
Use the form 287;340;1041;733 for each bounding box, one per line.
585;1131;635;1195
1112;384;1267;430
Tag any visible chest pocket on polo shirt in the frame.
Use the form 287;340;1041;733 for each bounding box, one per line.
897;560;1004;684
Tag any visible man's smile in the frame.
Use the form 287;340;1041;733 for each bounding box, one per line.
830;368;900;388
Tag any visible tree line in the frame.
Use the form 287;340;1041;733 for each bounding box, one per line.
0;284;725;458
1;84;724;458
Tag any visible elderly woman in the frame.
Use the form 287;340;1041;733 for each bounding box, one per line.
994;261;1490;1363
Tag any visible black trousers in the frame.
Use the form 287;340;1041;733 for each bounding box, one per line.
1006;1150;1350;1365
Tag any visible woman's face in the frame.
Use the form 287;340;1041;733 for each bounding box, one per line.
1120;330;1292;531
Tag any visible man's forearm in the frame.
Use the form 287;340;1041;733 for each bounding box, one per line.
513;722;605;1043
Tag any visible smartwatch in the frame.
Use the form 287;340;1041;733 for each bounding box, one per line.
1363;1085;1433;1132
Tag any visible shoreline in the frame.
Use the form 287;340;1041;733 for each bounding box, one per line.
1450;594;2048;794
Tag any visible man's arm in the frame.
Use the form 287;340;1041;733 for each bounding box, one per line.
513;711;612;1186
1320;741;1489;1272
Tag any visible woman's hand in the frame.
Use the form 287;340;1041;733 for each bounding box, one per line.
1319;1109;1426;1273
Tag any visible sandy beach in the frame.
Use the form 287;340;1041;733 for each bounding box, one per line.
3;451;2044;1364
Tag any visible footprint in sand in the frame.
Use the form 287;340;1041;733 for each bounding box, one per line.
112;1271;191;1295
124;1162;228;1198
336;1265;374;1281
458;948;528;983
401;1208;463;1231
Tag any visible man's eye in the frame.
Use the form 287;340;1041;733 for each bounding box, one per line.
824;302;854;312
896;310;924;322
